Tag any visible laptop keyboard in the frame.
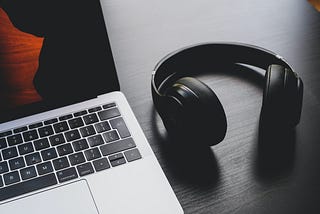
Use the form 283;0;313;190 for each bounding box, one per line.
0;103;142;201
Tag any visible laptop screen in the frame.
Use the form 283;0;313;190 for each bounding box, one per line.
0;0;119;122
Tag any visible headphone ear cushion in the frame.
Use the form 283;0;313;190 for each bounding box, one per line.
164;77;227;146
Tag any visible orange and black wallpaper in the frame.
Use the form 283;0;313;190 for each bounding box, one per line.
0;8;43;111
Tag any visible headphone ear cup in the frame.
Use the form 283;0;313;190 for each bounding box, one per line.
164;77;227;146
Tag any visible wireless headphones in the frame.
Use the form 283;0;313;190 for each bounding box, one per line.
151;43;303;147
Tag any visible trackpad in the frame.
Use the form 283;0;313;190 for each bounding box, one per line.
0;180;99;214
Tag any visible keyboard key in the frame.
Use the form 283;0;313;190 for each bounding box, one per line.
108;153;124;162
73;110;87;117
57;143;73;156
100;138;136;156
84;148;101;161
83;113;99;125
29;122;43;129
68;117;84;129
109;157;126;167
0;162;9;174
87;135;104;147
0;138;7;149
72;139;89;152
102;103;116;109
13;126;28;134
37;162;53;175
22;130;39;142
102;130;119;143
77;163;94;176
0;173;57;202
0;130;12;138
64;130;81;142
3;171;20;185
7;134;23;146
68;152;85;166
110;117;131;138
2;147;18;160
56;167;78;183
0;176;3;187
9;157;25;170
94;121;111;133
49;134;65;146
25;152;42;165
20;166;37;180
124;149;142;162
88;106;102;113
41;148;58;161
53;157;70;170
53;121;69;133
98;108;120;121
59;114;73;121
18;142;34;155
44;118;58;125
80;125;96;137
34;138;50;151
38;125;54;137
93;158;110;171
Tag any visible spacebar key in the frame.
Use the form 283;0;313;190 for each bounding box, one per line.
0;173;57;202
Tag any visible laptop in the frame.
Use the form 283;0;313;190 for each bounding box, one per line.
0;0;183;213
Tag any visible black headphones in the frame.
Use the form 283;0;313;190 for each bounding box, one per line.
151;43;303;147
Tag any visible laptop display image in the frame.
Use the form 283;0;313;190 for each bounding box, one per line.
0;1;183;213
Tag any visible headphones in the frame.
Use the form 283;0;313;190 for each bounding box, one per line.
151;43;303;147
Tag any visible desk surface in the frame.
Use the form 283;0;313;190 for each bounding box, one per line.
103;0;320;213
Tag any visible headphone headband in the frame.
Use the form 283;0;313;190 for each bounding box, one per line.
152;42;293;99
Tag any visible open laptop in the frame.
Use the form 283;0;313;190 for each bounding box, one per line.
0;0;183;213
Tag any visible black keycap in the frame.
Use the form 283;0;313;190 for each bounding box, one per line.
0;130;12;138
98;108;120;121
34;138;50;151
108;153;124;161
25;152;41;165
95;121;111;133
9;157;25;170
72;139;89;152
0;175;3;187
100;138;136;156
7;134;23;146
88;106;102;113
53;121;69;133
87;135;104;147
68;152;85;166
93;158;110;171
83;113;99;125
29;122;43;129
41;148;58;161
38;125;54;137
37;162;53;175
53;157;70;170
18;142;34;155
0;138;7;149
0;173;57;202
56;167;78;183
22;130;39;142
59;114;73;121
73;110;87;117
64;130;81;142
110;117;131;138
102;103;116;109
110;157;126;167
57;143;73;156
84;148;101;161
68;117;84;129
2;147;18;160
80;125;96;137
20;166;37;180
0;162;9;174
77;163;94;176
44;118;58;125
124;149;142;162
102;130;119;143
3;171;20;185
49;134;65;146
13;126;28;134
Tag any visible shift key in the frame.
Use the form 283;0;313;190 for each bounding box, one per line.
100;138;136;156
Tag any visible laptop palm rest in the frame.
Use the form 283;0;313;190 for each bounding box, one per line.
0;180;99;214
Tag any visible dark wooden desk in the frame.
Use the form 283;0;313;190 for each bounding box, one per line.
102;0;320;213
